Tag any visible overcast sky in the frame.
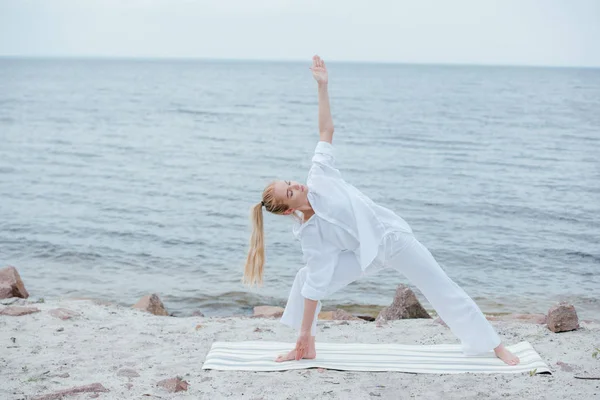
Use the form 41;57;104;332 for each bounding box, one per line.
1;0;599;67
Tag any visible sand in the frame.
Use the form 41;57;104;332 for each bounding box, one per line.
1;298;599;400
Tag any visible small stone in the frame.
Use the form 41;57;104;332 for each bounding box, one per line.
0;266;29;299
547;302;579;333
0;306;40;316
192;310;205;317
556;361;575;372
57;328;64;332
157;377;189;393
195;324;202;330
132;294;168;316
49;308;80;320
117;368;140;378
252;306;284;318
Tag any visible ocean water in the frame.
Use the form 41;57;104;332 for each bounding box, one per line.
1;58;598;319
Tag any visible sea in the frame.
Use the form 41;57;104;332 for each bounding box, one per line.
1;58;598;319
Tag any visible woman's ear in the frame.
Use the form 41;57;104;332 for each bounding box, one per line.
283;209;295;215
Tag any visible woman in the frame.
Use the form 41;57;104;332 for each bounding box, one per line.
244;55;520;366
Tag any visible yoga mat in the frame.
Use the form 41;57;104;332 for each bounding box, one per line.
202;341;551;374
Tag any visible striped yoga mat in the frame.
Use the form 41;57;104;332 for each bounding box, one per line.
202;341;551;374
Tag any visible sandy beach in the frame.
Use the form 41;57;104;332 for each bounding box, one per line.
1;297;599;400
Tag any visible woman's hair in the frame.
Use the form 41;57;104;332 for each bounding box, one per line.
243;182;290;287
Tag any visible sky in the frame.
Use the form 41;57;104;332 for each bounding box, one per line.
1;0;599;67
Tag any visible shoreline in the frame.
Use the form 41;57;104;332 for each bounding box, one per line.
11;292;597;321
2;297;600;399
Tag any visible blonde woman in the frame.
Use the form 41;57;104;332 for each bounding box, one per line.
244;55;519;366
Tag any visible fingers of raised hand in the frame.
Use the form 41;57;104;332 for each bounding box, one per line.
313;55;325;67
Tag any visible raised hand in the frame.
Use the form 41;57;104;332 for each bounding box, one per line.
310;55;328;85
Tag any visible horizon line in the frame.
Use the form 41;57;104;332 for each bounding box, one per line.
1;54;599;69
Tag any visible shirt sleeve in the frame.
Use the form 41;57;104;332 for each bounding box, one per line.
299;223;340;301
310;141;342;179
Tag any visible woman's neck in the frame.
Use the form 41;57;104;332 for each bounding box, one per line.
302;209;315;222
302;198;315;222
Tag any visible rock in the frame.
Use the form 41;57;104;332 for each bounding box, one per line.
157;377;189;393
253;306;284;318
192;310;205;317
117;368;140;378
318;309;361;321
375;284;431;322
32;383;109;400
547;302;579;333
0;266;29;299
132;294;168;316
49;308;80;320
0;284;12;299
0;306;40;316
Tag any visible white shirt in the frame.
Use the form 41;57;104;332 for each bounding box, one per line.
293;141;413;300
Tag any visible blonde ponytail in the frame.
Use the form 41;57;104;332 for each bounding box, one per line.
243;202;265;287
243;182;290;288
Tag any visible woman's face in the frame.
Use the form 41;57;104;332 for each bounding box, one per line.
272;180;310;213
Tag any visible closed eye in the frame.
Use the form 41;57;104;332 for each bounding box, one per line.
286;181;292;198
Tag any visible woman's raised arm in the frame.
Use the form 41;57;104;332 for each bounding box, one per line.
310;55;334;144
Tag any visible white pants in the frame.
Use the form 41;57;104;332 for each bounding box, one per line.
280;234;501;355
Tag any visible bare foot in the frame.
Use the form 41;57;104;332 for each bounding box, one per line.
494;343;520;365
275;348;316;362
